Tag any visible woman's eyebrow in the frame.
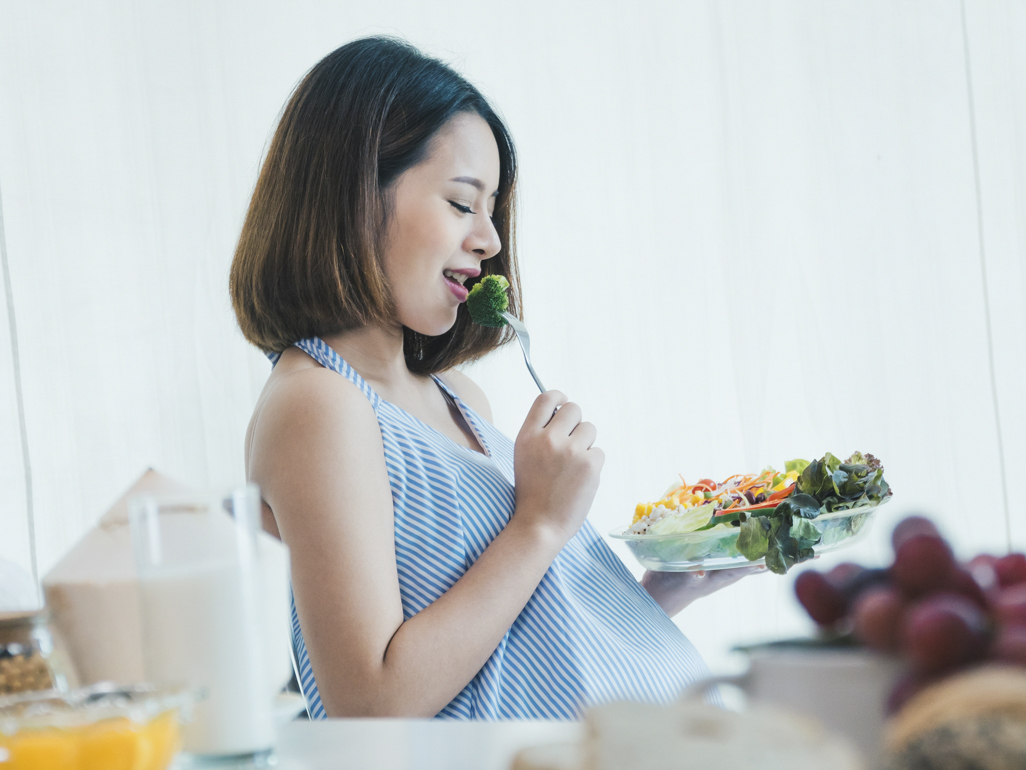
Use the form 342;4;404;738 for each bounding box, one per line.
450;176;499;197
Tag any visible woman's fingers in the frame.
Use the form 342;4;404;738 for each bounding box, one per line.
546;401;582;435
569;421;597;450
702;565;765;590
524;390;568;430
512;390;604;547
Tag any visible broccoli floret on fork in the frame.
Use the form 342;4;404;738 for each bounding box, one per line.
466;275;510;327
464;275;546;393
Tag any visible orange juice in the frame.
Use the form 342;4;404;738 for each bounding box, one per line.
0;685;187;770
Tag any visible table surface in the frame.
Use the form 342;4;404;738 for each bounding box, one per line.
270;719;582;770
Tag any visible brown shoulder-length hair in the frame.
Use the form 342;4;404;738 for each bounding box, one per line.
229;37;519;373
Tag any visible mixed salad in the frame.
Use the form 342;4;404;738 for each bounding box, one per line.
624;452;892;574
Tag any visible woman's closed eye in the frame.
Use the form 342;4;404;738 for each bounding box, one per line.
448;200;475;215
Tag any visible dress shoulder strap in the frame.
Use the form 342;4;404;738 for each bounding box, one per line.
429;373;459;403
291;338;382;409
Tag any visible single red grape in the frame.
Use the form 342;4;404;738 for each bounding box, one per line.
991;624;1026;666
993;584;1026;625
901;593;988;673
943;566;989;609
826;562;889;602
795;570;848;626
994;554;1026;588
891;516;941;552
891;535;955;598
853;585;904;651
825;562;865;589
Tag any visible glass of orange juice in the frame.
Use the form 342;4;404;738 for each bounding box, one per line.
0;682;192;770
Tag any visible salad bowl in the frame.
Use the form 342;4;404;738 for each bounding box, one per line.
610;499;887;572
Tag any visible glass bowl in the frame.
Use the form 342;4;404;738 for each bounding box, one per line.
609;500;887;572
0;682;193;770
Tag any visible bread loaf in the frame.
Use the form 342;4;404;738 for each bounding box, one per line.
883;665;1026;769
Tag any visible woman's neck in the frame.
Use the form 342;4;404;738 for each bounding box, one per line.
320;324;415;389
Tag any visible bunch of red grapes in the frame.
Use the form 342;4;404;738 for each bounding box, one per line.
794;515;1026;711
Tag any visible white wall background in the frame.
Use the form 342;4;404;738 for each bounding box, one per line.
0;1;1023;675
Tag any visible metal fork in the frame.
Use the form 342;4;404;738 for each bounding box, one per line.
501;311;546;393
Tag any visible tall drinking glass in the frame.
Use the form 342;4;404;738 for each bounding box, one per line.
129;485;275;766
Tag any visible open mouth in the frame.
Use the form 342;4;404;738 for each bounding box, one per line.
443;270;470;301
443;269;469;285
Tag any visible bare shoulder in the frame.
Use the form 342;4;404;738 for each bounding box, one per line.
437;368;493;423
253;361;378;444
247;359;385;509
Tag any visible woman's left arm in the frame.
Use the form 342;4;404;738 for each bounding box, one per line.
641;566;764;617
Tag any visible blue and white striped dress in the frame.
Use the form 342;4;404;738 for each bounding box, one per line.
282;337;710;719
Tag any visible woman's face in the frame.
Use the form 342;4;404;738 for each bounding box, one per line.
381;113;502;337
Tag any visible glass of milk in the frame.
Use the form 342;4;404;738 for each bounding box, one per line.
129;485;276;766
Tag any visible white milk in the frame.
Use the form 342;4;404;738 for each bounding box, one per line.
140;560;275;756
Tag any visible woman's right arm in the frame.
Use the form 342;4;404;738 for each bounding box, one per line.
248;368;602;718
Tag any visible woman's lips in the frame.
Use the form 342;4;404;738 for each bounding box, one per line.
444;274;469;302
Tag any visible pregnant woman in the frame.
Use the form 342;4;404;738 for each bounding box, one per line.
231;37;752;719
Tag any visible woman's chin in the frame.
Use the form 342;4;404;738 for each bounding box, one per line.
405;312;458;338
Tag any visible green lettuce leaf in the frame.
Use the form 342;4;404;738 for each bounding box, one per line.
791;517;822;547
797;453;843;497
737;517;772;561
796;451;891;513
785;458;810;474
764;516;817;575
774;493;821;520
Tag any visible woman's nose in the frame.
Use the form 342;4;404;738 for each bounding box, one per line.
466;211;502;259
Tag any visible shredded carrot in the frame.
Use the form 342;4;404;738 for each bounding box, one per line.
636;465;800;524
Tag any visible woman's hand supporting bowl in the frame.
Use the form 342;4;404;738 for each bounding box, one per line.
641;565;766;617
